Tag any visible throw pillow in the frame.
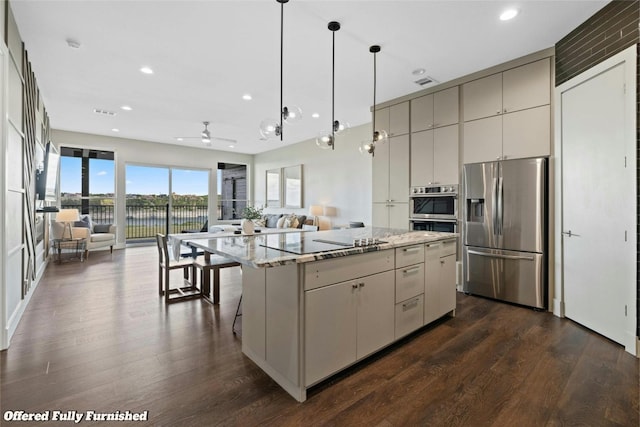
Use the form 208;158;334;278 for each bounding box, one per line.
80;214;94;231
73;217;91;229
295;215;307;228
282;213;299;229
253;217;266;227
94;224;112;233
265;214;282;228
276;216;286;228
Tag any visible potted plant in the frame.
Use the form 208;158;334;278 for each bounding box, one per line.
241;205;263;235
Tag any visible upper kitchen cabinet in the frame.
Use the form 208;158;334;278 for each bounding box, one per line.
463;58;550;122
375;101;410;137
411;125;459;186
462;57;551;163
411;87;459;132
372;134;410;229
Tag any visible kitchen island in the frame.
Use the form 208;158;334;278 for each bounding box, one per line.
187;227;457;402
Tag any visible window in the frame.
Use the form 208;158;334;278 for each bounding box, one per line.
59;147;115;224
217;163;247;220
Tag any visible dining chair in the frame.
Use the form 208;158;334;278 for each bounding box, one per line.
195;255;241;305
156;234;201;303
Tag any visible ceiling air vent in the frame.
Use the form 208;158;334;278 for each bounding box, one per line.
93;108;117;116
414;76;437;86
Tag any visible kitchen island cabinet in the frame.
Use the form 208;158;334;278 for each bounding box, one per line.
186;228;457;402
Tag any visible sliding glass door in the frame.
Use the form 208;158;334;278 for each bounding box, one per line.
125;164;209;240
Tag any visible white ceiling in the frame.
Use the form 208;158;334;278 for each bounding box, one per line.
10;0;609;155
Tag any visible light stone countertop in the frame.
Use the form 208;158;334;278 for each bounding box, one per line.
185;227;458;268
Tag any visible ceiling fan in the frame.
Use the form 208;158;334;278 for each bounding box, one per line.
175;121;237;146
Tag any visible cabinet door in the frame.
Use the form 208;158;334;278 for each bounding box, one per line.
305;281;357;386
410;94;434;132
462;73;502;122
502;105;550;160
388;203;409;230
425;243;457;325
374;107;390;136
433;125;459;185
389;135;410;202
356;270;395;359
434;86;459;128
439;254;457;316
463;115;502;164
424;243;441;325
372;202;389;228
389;102;410;136
410;129;434;186
502;58;550;113
372;137;390;203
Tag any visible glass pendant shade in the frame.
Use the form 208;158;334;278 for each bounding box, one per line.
374;129;388;144
359;140;375;155
316;132;334;149
334;120;350;134
283;105;303;124
259;118;281;139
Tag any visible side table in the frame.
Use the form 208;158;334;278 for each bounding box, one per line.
52;238;86;263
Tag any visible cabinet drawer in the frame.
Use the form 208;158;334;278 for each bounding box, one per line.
395;244;424;268
304;250;394;291
395;294;424;339
395;263;424;303
440;239;456;257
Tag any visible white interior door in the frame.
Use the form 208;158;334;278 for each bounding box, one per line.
560;49;636;352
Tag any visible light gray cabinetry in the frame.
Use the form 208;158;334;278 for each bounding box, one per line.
462;58;551;164
411;86;459;132
376;101;410;137
373;134;409;229
305;270;395;386
395;245;425;338
424;239;457;325
411;125;459;186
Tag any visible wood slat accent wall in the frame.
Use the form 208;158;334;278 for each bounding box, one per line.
555;0;640;337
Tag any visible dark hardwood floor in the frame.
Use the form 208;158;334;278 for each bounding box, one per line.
1;246;638;426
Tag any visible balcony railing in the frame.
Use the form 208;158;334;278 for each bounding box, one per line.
60;204;210;240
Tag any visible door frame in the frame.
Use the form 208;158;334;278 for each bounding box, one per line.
553;45;637;355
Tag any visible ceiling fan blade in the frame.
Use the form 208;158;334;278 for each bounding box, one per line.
212;136;237;143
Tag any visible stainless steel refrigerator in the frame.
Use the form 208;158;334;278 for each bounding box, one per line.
462;157;547;309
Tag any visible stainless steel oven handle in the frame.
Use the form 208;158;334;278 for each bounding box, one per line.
467;250;534;261
409;193;457;198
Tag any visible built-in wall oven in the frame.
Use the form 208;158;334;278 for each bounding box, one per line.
409;185;458;232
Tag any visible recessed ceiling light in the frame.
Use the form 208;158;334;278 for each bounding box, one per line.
121;105;132;111
500;9;519;21
242;94;252;101
140;66;154;74
111;128;119;132
228;144;235;148
412;68;426;76
311;113;320;118
176;137;184;141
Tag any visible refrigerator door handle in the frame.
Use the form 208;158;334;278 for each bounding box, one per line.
467;249;535;261
497;176;504;235
492;177;498;234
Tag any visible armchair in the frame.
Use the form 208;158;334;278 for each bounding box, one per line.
51;212;116;259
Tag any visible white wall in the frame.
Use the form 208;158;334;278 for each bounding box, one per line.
254;123;372;230
51;130;254;246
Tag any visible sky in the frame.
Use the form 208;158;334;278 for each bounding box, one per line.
60;157;210;195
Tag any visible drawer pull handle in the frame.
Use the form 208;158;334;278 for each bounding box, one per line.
402;299;419;311
403;247;421;254
403;266;421;274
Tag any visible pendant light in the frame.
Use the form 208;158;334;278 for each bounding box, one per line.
259;0;302;141
359;45;388;156
316;21;349;150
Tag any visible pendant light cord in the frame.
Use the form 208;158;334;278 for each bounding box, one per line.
280;0;284;141
372;49;377;142
331;29;335;149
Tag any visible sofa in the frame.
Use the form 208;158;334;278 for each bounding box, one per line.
51;214;116;258
256;213;314;229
